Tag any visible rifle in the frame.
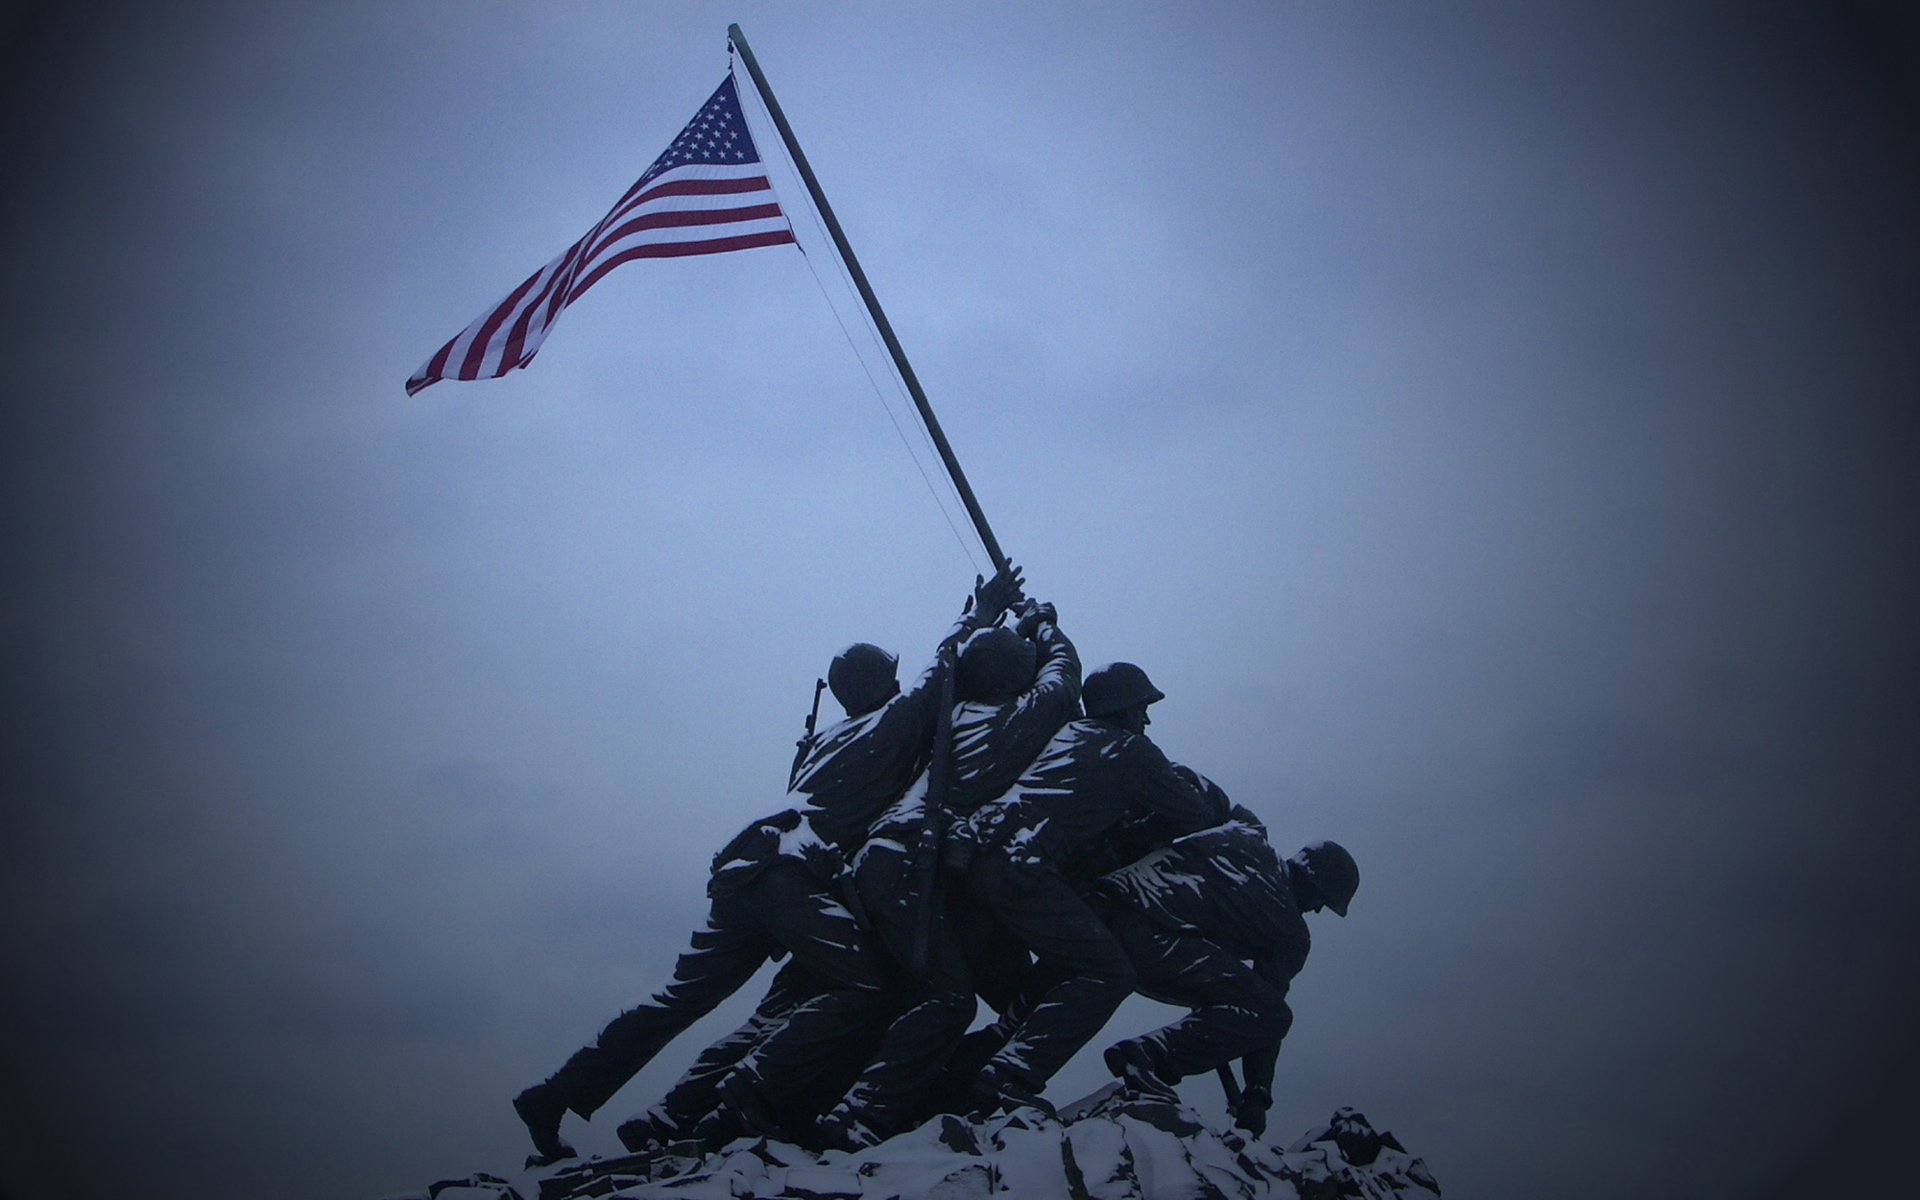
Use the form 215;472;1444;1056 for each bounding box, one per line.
790;677;827;788
1217;1062;1242;1106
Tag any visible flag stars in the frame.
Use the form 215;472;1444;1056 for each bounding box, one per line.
632;83;755;173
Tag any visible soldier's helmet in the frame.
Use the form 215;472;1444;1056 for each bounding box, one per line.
1292;840;1360;917
956;626;1039;703
828;642;899;716
1082;661;1166;719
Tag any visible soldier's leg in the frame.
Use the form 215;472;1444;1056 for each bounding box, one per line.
816;848;977;1144
540;893;776;1119
957;901;1035;1019
625;958;818;1151
917;962;1063;1121
915;914;1050;1121
719;860;895;1136
783;1003;888;1131
964;854;1138;1100
1101;907;1289;1086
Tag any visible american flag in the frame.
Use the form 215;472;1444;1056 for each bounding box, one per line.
406;72;794;396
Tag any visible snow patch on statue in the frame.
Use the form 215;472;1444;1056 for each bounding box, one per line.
395;1095;1439;1199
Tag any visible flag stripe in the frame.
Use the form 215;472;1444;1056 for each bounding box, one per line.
570;227;796;302
595;166;772;231
496;243;593;378
605;172;778;217
407;72;792;395
580;202;786;275
459;250;571;381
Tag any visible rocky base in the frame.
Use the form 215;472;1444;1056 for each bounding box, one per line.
401;1091;1439;1200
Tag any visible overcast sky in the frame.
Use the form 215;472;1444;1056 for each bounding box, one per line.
2;3;1916;1198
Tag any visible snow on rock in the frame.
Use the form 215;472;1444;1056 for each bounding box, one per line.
394;1097;1440;1200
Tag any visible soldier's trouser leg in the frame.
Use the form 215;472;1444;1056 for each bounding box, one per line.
1104;908;1290;1083
547;893;774;1118
965;854;1137;1091
957;902;1036;1020
913;910;1046;1119
822;846;976;1135
647;959;816;1137
729;860;894;1116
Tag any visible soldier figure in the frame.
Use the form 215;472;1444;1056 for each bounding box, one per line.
511;570;1021;1164
1091;806;1358;1137
812;599;1081;1148
942;661;1229;1114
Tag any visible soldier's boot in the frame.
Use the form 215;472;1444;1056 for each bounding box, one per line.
814;1103;884;1154
687;1108;744;1154
512;1082;578;1167
1103;1038;1178;1102
969;1062;1056;1119
616;1111;673;1156
717;1070;796;1144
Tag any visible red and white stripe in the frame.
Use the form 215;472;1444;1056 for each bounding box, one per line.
407;162;792;395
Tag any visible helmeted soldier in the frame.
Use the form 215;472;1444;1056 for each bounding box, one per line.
511;568;1022;1164
1090;804;1358;1136
942;660;1230;1114
810;599;1082;1147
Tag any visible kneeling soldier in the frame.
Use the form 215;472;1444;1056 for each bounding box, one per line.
1092;810;1358;1137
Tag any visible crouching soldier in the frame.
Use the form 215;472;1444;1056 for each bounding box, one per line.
512;569;1020;1164
1092;810;1358;1138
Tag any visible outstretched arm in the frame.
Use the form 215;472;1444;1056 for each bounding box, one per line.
1130;744;1234;837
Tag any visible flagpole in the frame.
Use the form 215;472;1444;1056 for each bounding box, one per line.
728;23;1010;574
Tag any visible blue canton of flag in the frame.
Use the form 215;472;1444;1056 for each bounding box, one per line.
638;74;760;183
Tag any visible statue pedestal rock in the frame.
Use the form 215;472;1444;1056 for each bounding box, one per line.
399;1096;1440;1200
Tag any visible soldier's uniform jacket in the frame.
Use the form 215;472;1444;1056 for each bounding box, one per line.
792;627;966;851
859;618;1081;859
946;618;1081;813
956;717;1229;877
1093;804;1307;965
711;619;970;898
708;808;837;900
